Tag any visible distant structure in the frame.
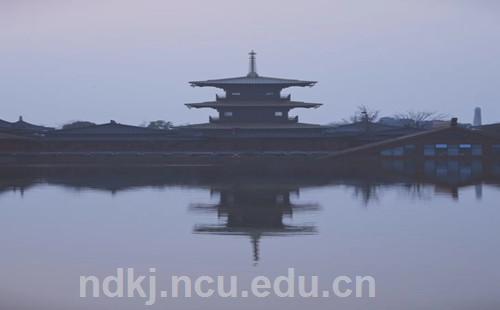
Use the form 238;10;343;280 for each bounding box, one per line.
186;51;321;127
0;116;54;132
473;107;482;127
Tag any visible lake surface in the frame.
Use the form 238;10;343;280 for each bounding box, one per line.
1;164;499;309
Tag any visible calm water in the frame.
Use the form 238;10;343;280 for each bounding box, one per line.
1;165;499;309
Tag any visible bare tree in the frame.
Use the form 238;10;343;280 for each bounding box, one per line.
347;105;380;123
394;111;447;128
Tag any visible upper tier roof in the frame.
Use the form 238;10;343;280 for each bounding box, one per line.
190;76;316;88
189;51;316;88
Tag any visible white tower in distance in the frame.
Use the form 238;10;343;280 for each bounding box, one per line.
473;107;482;127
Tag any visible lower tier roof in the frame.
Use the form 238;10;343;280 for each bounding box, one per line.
185;101;322;109
177;122;323;130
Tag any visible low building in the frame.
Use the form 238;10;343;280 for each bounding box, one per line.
328;119;500;160
0;116;54;134
478;123;500;138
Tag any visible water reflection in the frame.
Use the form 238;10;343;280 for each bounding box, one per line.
1;159;499;201
0;161;499;258
380;159;496;200
191;182;319;263
1;161;499;309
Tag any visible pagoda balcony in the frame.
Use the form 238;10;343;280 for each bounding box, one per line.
209;116;299;124
215;94;292;101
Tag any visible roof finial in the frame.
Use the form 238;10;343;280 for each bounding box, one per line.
247;50;258;78
251;233;261;265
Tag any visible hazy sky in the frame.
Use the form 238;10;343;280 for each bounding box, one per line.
1;0;499;127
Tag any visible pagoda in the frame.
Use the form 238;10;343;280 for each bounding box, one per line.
191;183;318;264
186;51;322;127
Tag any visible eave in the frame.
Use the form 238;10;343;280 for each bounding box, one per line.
185;101;322;109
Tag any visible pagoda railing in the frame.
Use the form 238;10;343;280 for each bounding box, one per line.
216;94;292;101
209;116;298;123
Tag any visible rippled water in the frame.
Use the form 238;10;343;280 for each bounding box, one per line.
1;165;499;309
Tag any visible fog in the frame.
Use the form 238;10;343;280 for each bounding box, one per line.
1;0;499;127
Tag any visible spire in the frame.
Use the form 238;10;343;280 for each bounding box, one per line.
250;233;261;265
247;50;258;78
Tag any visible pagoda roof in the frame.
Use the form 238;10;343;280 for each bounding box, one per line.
185;100;321;109
189;51;316;88
194;225;316;235
190;75;316;88
177;122;323;130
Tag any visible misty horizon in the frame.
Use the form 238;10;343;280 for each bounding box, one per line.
1;0;499;127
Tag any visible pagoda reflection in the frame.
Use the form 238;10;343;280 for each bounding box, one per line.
191;183;319;263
